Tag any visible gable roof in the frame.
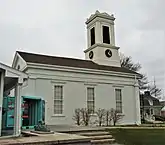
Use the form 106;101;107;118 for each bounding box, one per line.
140;92;161;106
0;62;27;78
16;51;139;75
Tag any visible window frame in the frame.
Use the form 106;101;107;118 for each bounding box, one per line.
102;25;110;44
87;87;95;114
54;85;64;115
90;27;95;46
115;88;123;114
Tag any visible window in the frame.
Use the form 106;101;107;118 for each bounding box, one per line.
90;27;95;46
146;109;150;115
115;89;122;113
17;65;20;70
54;86;63;114
103;26;110;44
87;87;95;114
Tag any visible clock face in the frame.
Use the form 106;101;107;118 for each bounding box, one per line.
105;49;112;58
89;51;94;59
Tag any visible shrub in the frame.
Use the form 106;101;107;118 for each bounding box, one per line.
73;108;81;125
80;108;92;126
110;108;124;126
105;109;112;126
95;108;106;126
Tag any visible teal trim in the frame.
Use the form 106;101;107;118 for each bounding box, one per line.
22;126;35;129
6;97;15;128
22;96;42;100
3;95;45;130
21;97;23;127
35;101;38;125
2;97;8;129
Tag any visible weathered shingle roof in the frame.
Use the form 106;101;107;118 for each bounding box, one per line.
17;51;138;75
140;91;161;106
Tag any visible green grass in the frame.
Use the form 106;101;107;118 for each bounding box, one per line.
109;128;165;145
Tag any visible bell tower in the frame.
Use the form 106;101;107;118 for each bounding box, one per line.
84;10;121;67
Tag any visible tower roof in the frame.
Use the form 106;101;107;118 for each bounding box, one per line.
86;10;115;24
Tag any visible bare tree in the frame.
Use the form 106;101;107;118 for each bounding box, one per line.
120;53;141;72
138;74;149;91
104;109;112;126
110;108;124;126
80;108;92;126
149;84;162;98
120;53;162;96
105;110;110;126
95;108;106;126
73;108;81;126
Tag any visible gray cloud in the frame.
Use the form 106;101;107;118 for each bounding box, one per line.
0;0;164;96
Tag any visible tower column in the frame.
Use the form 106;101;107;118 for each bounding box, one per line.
95;21;101;44
111;25;115;45
87;28;90;48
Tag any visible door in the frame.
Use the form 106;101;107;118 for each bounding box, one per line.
38;99;45;123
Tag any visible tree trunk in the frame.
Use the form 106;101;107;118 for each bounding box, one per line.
99;120;101;126
85;121;88;126
106;112;109;126
113;121;116;126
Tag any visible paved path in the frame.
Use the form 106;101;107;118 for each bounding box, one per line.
0;132;91;145
48;125;165;132
48;125;107;132
48;125;124;145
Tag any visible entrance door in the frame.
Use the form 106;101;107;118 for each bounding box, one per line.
22;97;45;128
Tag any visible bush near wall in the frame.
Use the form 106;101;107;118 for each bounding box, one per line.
73;108;124;126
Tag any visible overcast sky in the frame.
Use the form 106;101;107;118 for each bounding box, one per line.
0;0;165;97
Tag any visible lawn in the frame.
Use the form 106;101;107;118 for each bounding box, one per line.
109;128;165;145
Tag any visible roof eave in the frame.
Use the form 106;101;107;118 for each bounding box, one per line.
26;62;139;78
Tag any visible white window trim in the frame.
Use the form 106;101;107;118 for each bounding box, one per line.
114;87;124;114
53;84;65;116
89;24;96;47
87;87;95;115
101;22;111;44
52;114;65;117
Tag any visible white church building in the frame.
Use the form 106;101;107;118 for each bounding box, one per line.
12;11;141;126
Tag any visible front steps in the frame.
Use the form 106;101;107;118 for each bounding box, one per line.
59;128;115;144
78;131;115;144
91;138;115;144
